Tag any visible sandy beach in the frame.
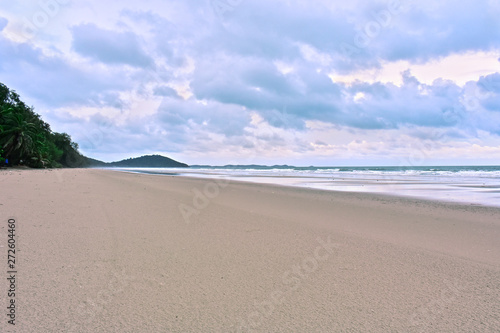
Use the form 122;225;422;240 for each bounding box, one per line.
1;168;499;332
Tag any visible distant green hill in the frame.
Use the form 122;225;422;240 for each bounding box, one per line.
94;154;188;168
84;157;107;167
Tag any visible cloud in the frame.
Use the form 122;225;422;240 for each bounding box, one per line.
478;72;500;93
0;0;499;164
324;0;500;73
0;17;7;31
71;23;153;68
0;36;133;109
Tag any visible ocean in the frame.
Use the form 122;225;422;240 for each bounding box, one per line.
110;165;500;207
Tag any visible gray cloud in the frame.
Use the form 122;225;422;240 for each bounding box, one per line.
0;34;130;108
71;23;153;68
0;17;7;31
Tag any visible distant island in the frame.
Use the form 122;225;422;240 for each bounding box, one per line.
91;154;188;168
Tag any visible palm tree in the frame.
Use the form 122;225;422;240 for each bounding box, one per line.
1;82;88;168
0;108;38;164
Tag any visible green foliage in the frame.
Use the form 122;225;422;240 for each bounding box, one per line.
0;82;90;168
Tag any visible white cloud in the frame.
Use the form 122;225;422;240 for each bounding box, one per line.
330;51;500;87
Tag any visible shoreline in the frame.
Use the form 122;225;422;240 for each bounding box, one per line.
1;168;499;332
107;167;500;209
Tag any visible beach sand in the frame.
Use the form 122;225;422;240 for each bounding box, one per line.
1;168;499;332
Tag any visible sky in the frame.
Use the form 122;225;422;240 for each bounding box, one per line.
0;0;499;166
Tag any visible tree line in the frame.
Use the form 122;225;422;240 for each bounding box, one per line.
0;82;90;168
